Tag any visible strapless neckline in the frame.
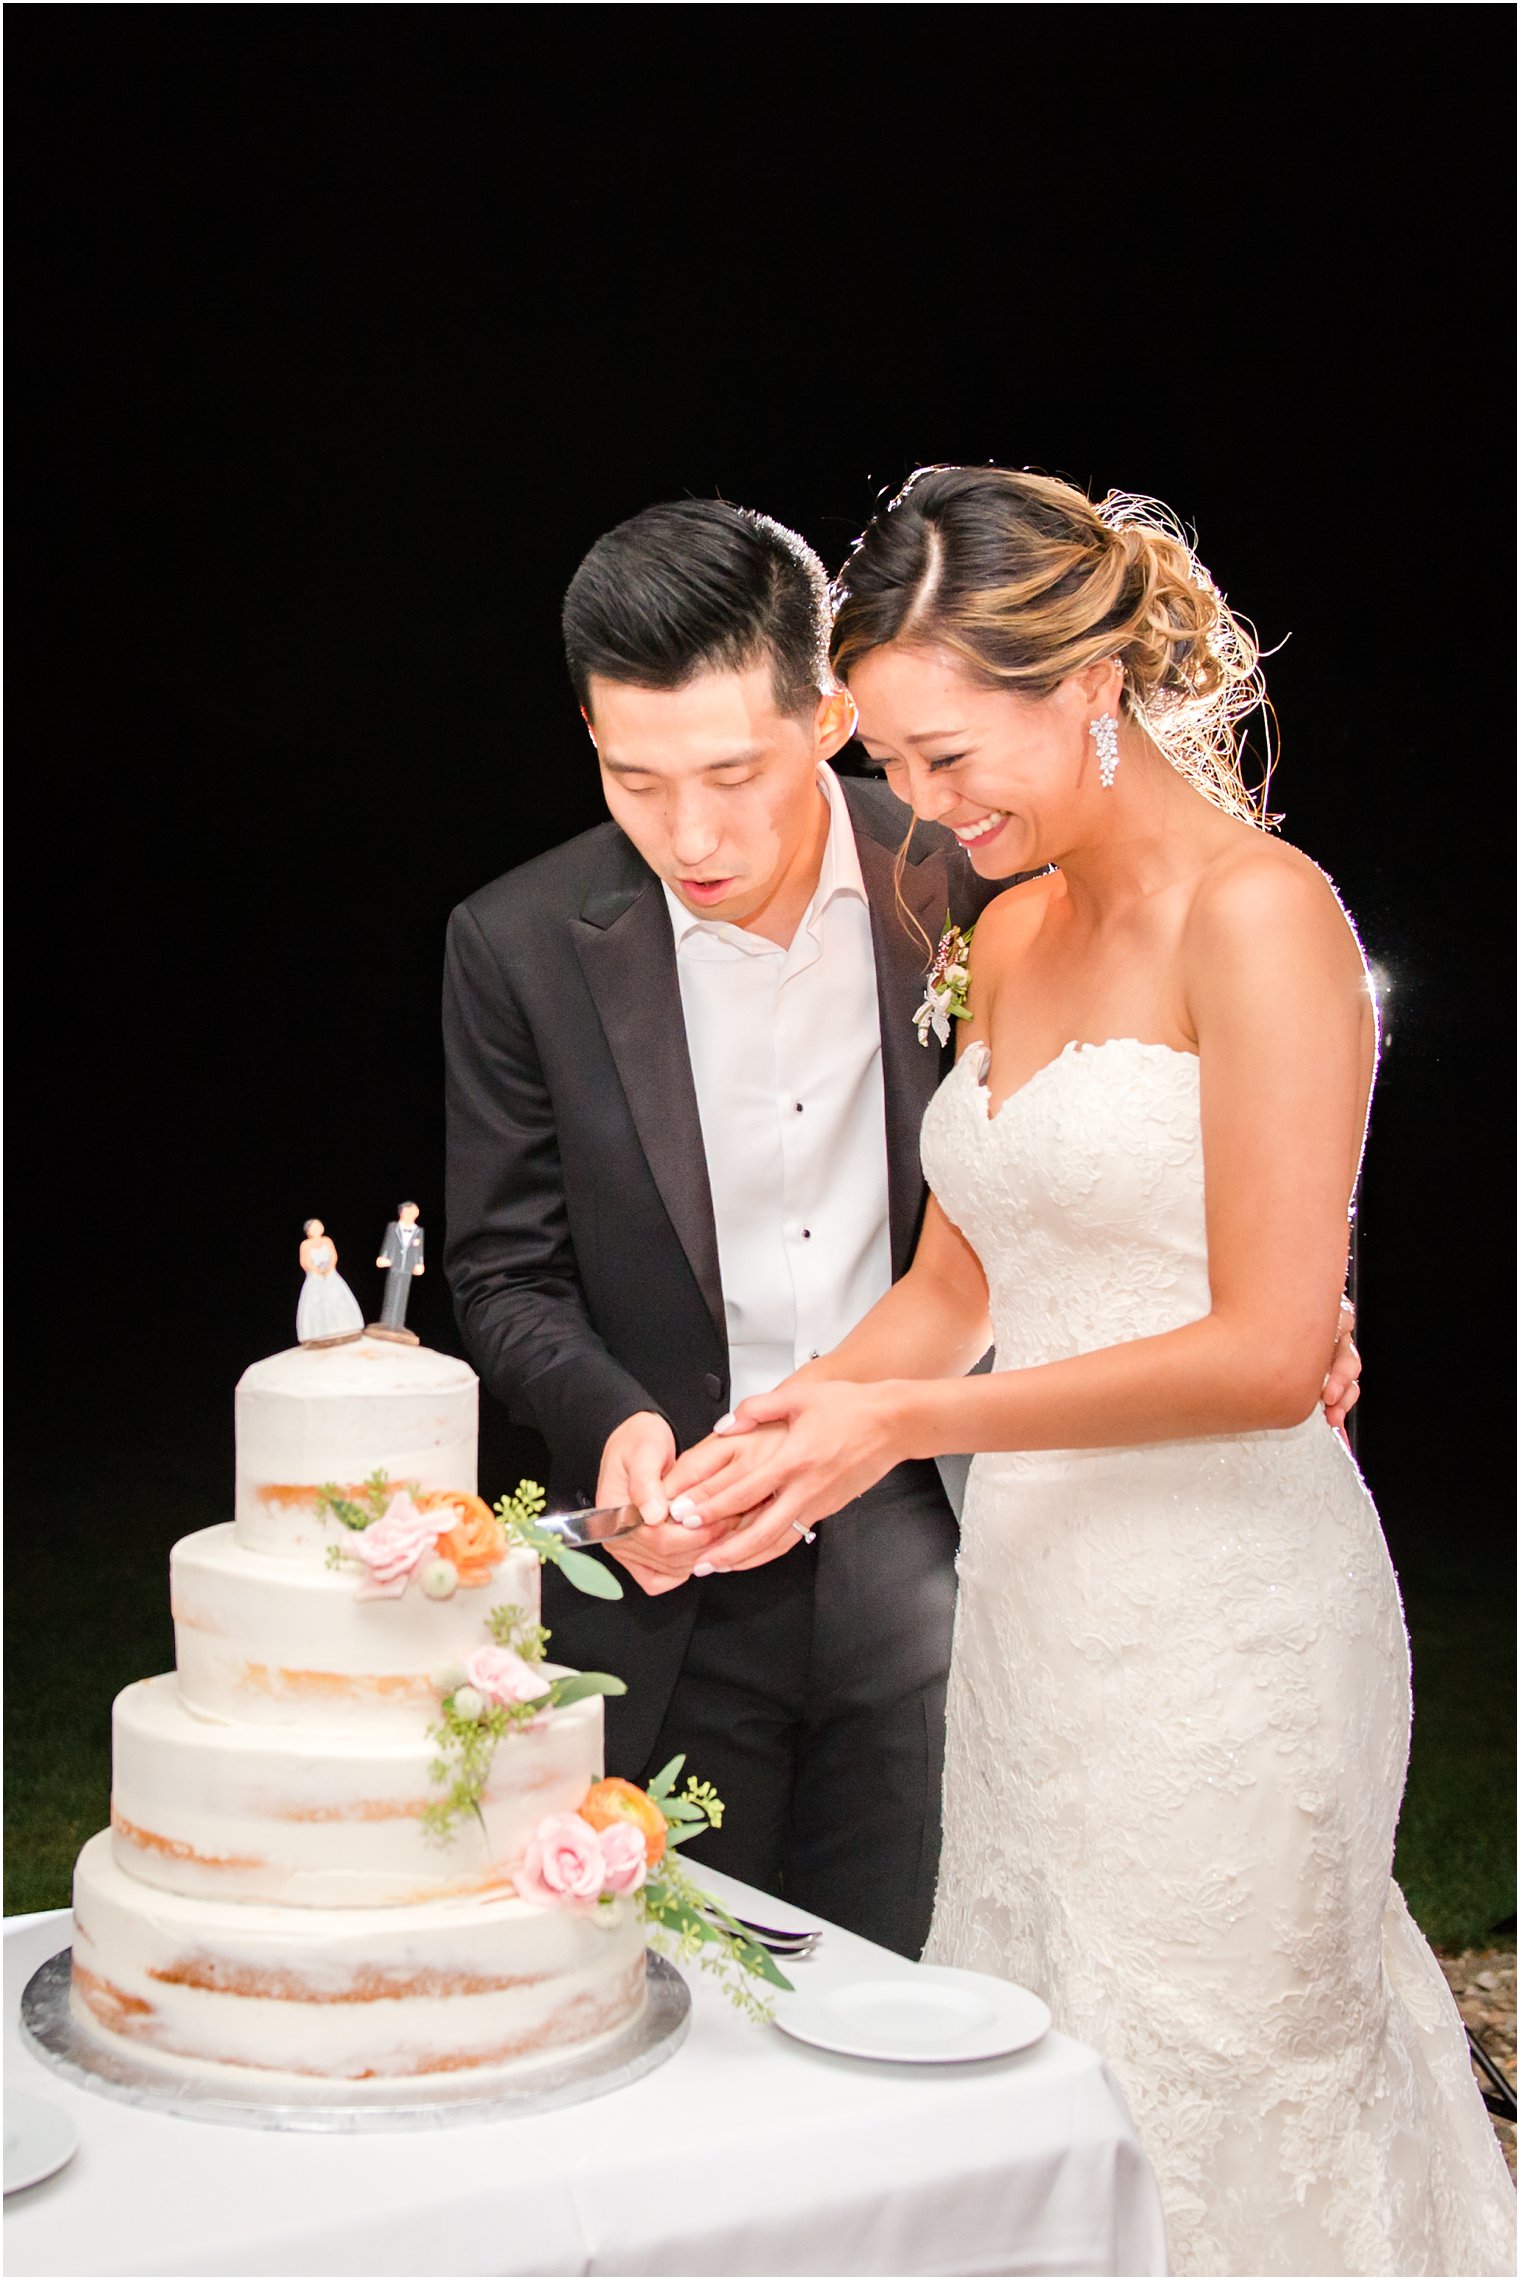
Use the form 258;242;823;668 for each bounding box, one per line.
960;1035;1200;1123
924;1033;1210;1375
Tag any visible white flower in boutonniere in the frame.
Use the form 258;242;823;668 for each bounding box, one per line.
914;917;976;1047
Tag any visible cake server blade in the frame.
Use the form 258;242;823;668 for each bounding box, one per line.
538;1502;647;1548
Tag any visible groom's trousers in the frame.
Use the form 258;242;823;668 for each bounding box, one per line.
635;1459;960;1960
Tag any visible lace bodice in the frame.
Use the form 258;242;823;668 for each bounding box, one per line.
922;1038;1208;1369
918;1038;1515;2275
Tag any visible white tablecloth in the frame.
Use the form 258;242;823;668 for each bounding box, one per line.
4;1873;1167;2276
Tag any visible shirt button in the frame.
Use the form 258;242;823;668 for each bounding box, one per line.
801;1228;811;1240
795;1102;804;1114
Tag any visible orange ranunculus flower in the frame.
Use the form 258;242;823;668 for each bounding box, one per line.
578;1777;667;1867
418;1490;506;1587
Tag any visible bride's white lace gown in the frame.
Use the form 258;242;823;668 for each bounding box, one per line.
920;1040;1514;2277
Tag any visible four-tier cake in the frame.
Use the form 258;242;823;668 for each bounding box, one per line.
69;1336;647;2084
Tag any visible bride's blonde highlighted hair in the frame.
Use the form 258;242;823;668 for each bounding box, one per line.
831;466;1275;827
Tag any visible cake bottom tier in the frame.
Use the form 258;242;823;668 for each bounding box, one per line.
71;1831;647;2082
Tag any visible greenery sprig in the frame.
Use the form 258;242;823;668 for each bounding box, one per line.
486;1602;552;1660
315;1470;399;1531
423;1697;523;1841
494;1479;625;1602
423;1643;628;1842
638;1753;793;2018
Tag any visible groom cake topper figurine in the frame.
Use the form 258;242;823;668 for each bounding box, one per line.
369;1200;425;1344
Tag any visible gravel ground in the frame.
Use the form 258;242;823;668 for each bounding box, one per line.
1437;1945;1517;2179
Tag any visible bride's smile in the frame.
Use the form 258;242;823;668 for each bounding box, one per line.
845;636;1140;883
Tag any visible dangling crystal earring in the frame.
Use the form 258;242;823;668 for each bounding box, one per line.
1089;713;1120;790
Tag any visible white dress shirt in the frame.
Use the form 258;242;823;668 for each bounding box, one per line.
664;763;893;1408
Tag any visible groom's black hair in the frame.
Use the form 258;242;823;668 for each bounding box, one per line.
562;499;832;722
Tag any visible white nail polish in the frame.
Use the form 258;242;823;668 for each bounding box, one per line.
714;1413;738;1433
680;1513;705;1530
693;1561;714;1577
669;1494;696;1520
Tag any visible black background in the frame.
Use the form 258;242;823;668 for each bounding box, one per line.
8;7;1514;1582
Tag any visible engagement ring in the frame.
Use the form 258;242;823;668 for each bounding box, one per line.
791;1522;817;1544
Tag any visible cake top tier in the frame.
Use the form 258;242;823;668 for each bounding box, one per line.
238;1338;477;1402
235;1338;479;1560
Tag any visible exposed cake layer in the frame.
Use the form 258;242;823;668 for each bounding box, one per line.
236;1340;478;1559
72;1831;646;2081
110;1673;604;1907
172;1525;541;1735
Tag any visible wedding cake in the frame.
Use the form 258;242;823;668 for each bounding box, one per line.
69;1336;648;2085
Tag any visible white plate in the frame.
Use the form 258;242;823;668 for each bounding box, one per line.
5;2090;79;2194
771;1964;1051;2064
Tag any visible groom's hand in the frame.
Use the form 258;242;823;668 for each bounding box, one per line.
594;1413;732;1597
597;1411;679;1522
1321;1299;1361;1431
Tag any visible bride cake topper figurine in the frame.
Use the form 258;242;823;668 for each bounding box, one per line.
295;1218;365;1349
370;1199;425;1344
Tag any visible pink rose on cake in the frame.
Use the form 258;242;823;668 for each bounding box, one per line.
348;1491;447;1599
515;1811;650;1910
516;1812;609;1909
595;1820;650;1897
462;1643;552;1709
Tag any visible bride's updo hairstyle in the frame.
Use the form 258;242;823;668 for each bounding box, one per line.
830;467;1273;826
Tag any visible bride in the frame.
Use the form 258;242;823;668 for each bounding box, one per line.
665;468;1515;2275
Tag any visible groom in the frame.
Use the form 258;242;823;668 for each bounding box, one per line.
443;499;1361;1957
444;500;1001;1955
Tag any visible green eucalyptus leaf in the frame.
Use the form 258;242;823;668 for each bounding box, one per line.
545;1670;628;1708
553;1546;625;1599
647;1753;686;1800
658;1899;722;1943
695;1896;795;1989
740;1942;793;1991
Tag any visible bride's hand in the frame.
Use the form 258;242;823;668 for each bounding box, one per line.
684;1380;907;1572
658;1420;789;1513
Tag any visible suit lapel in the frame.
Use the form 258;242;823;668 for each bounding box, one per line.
855;829;953;1277
572;863;727;1344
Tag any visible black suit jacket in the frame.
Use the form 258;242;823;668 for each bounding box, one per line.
443;775;999;1765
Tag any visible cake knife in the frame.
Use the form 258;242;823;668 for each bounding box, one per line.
537;1502;648;1548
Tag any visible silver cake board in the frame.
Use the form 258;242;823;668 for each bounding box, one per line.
20;1948;691;2134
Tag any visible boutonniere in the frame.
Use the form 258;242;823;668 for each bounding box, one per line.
914;916;975;1047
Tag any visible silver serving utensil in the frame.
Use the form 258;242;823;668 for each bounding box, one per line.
699;1907;823;1958
536;1502;647;1549
746;1931;822;1960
